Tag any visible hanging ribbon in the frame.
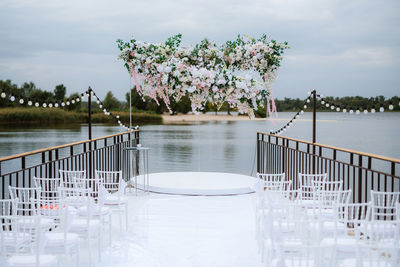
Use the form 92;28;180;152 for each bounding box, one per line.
264;75;278;125
129;64;143;95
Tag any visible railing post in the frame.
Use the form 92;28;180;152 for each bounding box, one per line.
88;87;92;140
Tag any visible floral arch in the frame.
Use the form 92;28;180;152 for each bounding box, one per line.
117;34;288;118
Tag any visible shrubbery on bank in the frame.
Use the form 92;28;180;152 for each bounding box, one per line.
0;108;162;125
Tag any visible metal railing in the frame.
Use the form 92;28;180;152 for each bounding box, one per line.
0;131;139;199
257;132;400;203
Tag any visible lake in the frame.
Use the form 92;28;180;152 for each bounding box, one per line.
0;112;399;176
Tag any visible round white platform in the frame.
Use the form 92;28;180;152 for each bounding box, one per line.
136;172;257;196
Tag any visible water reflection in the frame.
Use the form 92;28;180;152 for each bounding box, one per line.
0;113;399;176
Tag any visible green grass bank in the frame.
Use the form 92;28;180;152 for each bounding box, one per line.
0;108;162;125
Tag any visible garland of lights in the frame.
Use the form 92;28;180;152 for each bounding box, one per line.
0;88;137;132
270;91;400;135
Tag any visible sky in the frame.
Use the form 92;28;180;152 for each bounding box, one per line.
0;0;399;101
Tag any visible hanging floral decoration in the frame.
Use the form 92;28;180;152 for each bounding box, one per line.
117;34;288;118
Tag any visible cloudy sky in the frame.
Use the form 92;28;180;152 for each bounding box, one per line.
0;0;399;101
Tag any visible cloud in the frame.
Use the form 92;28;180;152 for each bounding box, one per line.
0;0;399;100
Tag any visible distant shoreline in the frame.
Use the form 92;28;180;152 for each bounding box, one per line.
162;114;338;124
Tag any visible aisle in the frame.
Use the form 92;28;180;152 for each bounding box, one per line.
97;193;262;267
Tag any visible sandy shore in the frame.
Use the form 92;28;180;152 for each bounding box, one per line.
162;114;338;124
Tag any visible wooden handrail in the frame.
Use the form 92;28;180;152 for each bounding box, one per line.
258;132;400;164
0;130;138;162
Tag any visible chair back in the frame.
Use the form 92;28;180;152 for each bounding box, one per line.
298;173;327;201
95;170;124;194
59;170;86;188
33;177;60;200
370;191;400;220
9;186;39;216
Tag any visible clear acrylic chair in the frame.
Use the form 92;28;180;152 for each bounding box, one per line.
341;210;400;267
95;170;128;231
0;199;58;267
263;193;319;267
75;176;112;245
32;195;80;267
58;186;102;265
8;186;55;231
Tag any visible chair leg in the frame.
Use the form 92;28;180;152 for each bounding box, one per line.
109;213;112;245
125;203;129;231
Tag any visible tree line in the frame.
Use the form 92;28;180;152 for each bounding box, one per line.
1;80;398;116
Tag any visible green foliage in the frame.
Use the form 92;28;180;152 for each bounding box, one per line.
54;84;66;100
0;108;161;125
254;96;400;118
0;108;86;124
103;91;121;110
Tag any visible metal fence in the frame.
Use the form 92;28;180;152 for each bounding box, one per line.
257;132;400;203
0;131;139;199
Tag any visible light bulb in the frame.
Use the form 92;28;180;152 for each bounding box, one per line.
42;103;47;108
116;115;120;119
356;110;360;114
99;104;102;108
19;99;24;104
66;101;70;106
371;108;376;113
1;92;6;98
326;103;329;107
76;98;80;102
10;96;15;101
303;105;307;109
331;106;335;110
49;103;53;108
379;107;384;112
349;109;354;114
55;103;59;107
118;120;121;124
28;101;32;106
300;110;304;114
363;110;368;114
343;109;347;113
96;100;100;104
35;102;39;107
389;104;394;110
71;100;75;104
61;102;65;107
336;107;340;112
321;100;325;104
320;94;324;98
306;99;310;103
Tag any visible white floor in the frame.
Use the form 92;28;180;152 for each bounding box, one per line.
97;193;263;267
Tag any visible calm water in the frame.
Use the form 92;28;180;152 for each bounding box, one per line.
0;112;399;176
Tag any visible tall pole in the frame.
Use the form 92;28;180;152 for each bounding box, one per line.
312;89;316;174
129;86;132;129
312;89;316;143
88;87;92;140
